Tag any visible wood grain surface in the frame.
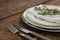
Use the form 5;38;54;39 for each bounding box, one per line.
0;0;49;20
0;0;60;40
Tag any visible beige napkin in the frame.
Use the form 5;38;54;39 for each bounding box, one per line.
29;5;60;23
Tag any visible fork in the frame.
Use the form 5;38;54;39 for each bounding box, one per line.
7;24;34;40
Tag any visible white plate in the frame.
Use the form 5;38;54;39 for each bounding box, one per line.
22;16;60;32
22;5;60;29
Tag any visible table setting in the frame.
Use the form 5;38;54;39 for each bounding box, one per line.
0;0;60;40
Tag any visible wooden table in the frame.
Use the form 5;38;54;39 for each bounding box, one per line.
0;0;60;40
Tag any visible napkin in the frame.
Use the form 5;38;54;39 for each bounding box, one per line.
29;5;60;23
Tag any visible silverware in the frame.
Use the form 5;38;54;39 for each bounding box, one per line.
12;24;50;40
8;24;34;40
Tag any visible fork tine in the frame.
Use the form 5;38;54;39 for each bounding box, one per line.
8;24;19;33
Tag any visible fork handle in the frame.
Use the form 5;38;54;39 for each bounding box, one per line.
18;33;34;40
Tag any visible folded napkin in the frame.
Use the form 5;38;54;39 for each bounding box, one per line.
29;5;60;23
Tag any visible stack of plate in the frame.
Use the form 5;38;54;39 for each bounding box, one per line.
22;5;60;32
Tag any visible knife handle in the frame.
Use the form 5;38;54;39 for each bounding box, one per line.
29;31;50;40
18;33;34;40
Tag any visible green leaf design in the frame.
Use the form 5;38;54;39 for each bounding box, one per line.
34;6;60;15
34;6;41;11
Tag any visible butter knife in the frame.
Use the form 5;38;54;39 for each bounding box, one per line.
12;24;50;40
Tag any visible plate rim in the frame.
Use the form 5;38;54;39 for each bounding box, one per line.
22;16;60;32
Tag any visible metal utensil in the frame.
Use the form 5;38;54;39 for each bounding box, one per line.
7;24;34;40
12;24;50;40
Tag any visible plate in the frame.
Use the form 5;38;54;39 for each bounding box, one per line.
22;16;60;32
22;5;60;30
